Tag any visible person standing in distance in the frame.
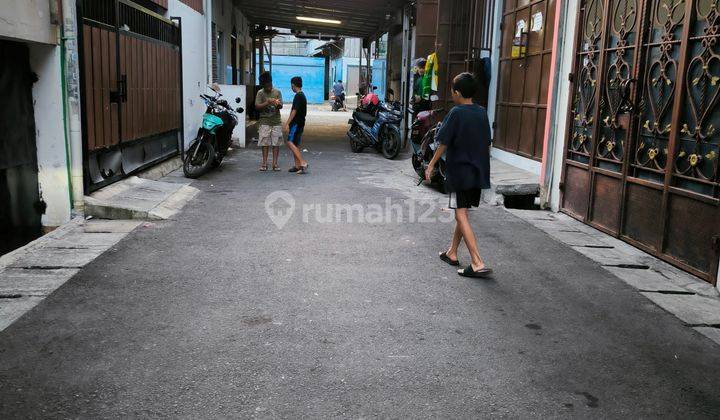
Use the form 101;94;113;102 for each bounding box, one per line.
255;72;283;171
284;76;308;174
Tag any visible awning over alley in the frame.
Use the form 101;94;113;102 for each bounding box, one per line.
235;0;408;39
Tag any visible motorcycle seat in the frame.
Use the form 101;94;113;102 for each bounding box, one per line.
353;110;377;125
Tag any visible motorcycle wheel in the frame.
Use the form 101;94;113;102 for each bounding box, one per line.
381;128;401;159
436;160;447;194
411;153;423;176
349;126;364;153
350;139;364;153
183;139;215;178
211;154;224;168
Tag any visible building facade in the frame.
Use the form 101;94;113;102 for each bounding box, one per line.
0;0;253;256
411;0;720;286
0;0;71;254
546;0;720;286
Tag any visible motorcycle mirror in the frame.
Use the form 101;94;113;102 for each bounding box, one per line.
430;94;439;101
372;85;378;90
235;97;241;104
235;107;245;114
210;83;221;93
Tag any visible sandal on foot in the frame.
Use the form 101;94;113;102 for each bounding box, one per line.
272;166;281;171
288;167;300;173
297;163;309;174
439;251;459;266
458;265;493;278
259;165;268;172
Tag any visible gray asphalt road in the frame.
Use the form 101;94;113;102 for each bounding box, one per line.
1;114;720;418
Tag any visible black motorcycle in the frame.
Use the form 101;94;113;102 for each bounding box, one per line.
410;107;447;192
330;91;345;112
183;87;244;178
347;93;402;159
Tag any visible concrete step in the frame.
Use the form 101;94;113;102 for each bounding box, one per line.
84;176;199;220
482;158;540;206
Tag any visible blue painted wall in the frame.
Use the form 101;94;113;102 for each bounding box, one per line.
330;57;343;84
328;57;388;102
256;55;326;104
372;58;387;101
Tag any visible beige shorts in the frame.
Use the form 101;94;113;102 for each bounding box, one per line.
258;125;283;147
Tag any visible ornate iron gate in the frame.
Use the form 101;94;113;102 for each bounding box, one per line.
78;0;182;192
561;0;720;284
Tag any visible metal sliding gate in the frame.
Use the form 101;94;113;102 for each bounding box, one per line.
78;0;182;192
435;0;495;109
561;0;720;284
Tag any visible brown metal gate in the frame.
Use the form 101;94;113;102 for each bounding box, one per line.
78;0;182;191
434;0;496;109
561;0;720;284
494;0;556;160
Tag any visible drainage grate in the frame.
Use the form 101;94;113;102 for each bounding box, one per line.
603;264;651;269
503;194;540;210
653;290;696;295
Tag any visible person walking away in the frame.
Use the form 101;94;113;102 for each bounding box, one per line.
332;79;346;111
284;76;308;174
426;72;492;278
255;72;283;171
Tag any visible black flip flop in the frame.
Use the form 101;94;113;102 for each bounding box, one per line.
458;265;493;278
439;252;459;266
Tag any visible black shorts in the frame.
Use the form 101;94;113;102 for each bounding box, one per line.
287;124;304;146
449;189;482;209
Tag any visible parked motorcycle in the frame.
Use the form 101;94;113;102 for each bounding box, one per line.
410;106;447;192
183;86;244;178
347;99;402;159
330;92;345;111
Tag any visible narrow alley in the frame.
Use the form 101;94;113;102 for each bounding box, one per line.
1;112;720;417
3;0;720;418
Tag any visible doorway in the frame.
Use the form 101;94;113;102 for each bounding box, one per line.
0;41;42;255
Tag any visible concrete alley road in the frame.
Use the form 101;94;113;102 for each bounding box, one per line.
2;111;720;418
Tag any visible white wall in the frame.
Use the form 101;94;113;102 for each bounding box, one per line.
211;0;251;85
218;84;246;147
548;0;579;211
0;0;58;45
486;0;502;137
29;44;71;227
167;0;209;147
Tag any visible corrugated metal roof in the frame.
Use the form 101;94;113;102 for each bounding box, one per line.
235;0;407;39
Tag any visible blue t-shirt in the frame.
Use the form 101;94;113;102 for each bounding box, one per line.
435;104;491;192
332;82;344;97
